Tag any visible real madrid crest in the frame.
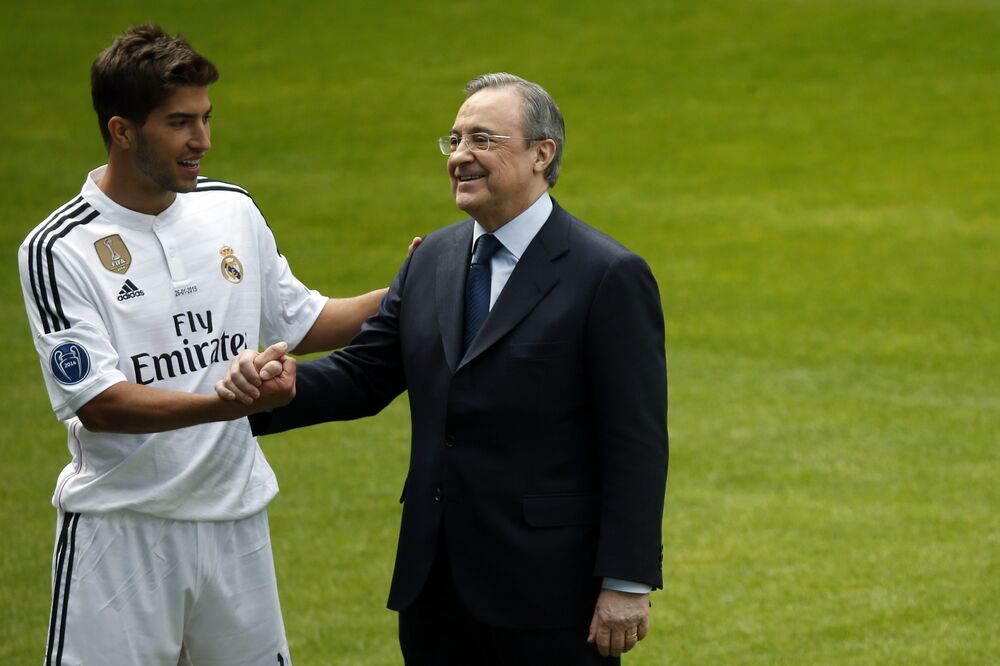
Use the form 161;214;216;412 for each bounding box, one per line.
219;246;244;284
94;234;132;274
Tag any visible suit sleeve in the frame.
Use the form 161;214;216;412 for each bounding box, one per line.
586;252;668;589
250;256;410;435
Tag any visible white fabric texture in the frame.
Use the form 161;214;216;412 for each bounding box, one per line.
19;166;326;521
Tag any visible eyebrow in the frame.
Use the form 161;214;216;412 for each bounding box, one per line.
450;125;494;135
165;106;213;120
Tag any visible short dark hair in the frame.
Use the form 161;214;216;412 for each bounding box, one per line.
91;24;219;149
465;73;565;187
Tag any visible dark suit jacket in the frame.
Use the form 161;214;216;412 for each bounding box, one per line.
252;200;668;629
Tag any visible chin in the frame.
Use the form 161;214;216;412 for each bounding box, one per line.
170;176;199;194
454;192;481;215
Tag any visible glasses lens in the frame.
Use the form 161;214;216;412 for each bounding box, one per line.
438;136;454;155
469;133;490;151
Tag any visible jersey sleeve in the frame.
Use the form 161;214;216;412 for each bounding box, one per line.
18;239;128;421
252;206;327;349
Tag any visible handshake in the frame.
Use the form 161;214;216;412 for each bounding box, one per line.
215;341;297;410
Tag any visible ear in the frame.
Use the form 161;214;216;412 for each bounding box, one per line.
107;116;135;150
532;138;557;176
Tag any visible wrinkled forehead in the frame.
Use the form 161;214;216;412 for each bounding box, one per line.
452;88;524;135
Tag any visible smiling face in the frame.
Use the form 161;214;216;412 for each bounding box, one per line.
447;87;554;231
132;84;213;197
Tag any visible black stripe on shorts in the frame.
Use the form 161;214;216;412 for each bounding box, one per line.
46;512;80;666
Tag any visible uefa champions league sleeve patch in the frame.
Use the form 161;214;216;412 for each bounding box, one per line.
49;342;92;385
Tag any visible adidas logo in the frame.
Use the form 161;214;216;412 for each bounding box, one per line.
117;279;145;301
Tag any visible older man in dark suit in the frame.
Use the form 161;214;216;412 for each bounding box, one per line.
219;72;668;665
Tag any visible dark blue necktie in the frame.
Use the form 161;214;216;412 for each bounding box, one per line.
463;233;503;353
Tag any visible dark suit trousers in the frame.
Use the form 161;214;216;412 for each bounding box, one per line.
398;540;620;666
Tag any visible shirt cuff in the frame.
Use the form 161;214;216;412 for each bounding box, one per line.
602;578;653;594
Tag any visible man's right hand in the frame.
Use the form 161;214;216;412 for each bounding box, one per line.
215;341;291;405
407;236;423;256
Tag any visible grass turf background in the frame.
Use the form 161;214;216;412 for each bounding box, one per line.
2;1;997;663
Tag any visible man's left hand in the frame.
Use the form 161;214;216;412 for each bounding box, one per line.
587;589;650;657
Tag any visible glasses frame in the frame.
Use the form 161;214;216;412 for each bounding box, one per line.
438;132;541;156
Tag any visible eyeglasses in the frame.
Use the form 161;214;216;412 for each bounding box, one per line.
438;132;540;156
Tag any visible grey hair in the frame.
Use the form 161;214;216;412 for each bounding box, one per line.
465;72;565;187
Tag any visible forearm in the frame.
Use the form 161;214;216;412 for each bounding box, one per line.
77;381;262;434
293;289;387;354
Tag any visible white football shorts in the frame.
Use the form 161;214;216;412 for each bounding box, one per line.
44;509;291;666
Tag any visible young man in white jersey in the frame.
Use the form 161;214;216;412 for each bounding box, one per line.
18;24;390;665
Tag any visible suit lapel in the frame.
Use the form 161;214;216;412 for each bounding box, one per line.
437;222;474;373
458;205;570;370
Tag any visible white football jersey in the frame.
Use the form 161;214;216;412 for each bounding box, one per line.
18;166;327;521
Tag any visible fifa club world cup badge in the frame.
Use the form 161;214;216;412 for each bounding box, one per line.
219;245;244;284
49;342;91;385
94;234;132;274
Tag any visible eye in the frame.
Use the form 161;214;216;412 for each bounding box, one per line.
449;135;461;148
470;133;490;150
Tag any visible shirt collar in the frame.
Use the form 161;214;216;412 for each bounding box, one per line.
471;192;553;260
82;164;183;227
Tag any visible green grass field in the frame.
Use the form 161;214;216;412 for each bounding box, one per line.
2;1;998;663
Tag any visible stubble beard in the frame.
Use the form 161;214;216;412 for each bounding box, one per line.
134;133;195;195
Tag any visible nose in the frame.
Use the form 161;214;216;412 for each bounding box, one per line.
191;119;212;152
448;141;474;171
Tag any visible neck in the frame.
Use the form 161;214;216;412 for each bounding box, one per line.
98;156;177;216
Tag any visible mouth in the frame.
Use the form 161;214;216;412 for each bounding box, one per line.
178;158;202;173
456;173;485;183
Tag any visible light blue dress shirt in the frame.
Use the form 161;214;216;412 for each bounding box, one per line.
469;192;652;596
470;191;553;310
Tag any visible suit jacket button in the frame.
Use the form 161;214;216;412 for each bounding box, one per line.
433;487;443;502
445;434;456;447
